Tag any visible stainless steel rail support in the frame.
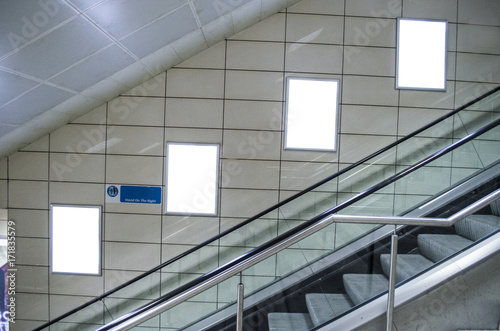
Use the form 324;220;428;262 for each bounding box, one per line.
386;229;398;331
236;273;244;331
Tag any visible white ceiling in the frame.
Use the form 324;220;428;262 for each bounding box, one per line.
0;0;300;159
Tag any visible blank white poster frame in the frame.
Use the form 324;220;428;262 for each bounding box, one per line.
396;18;448;91
50;204;102;275
285;77;339;151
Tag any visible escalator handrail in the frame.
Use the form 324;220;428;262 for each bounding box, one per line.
97;114;500;330
35;85;500;330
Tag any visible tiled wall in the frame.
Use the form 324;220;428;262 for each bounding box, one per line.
2;0;500;329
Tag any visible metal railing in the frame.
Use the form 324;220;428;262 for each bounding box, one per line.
104;188;500;331
99;110;500;330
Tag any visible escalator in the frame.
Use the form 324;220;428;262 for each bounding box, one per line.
36;86;500;331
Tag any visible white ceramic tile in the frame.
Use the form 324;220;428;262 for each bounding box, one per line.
402;0;457;22
20;135;49;152
286;14;344;44
281;147;339;163
456;53;500;84
50;124;107;154
398;107;453;137
49;182;104;206
457;24;500;55
0;180;6;208
164;127;223;145
217;275;274;303
454;82;499;110
285;44;343;74
16;265;49;293
222;129;281;160
345;0;402;17
337;163;396;193
9;152;48;180
396;137;452;167
162;215;219;245
220;188;278;218
106;155;163;186
280;161;339;191
108;97;165;127
166;68;224;98
9;209;48;238
106;126;164;156
105;213;161;243
227;41;284;71
458;0;500;26
124;73;166;97
220;159;280;189
175;40;226;69
395;166;452;195
344;17;396;48
339;134;397;164
161;244;219;273
230;13;286;41
0;158;6;178
160;301;216;329
225;70;284;101
16;237;48;266
219;218;278;247
335;223;380;247
341;105;398;135
344;47;395;77
288;0;344;15
105;269;161;299
342;76;399;106
50;273;104;296
105;242;161;271
15;293;49;321
71;104;107;125
399;84;456;109
50;294;104;325
166;98;223;128
50;153;105;182
224;100;282;130
9;180;48;209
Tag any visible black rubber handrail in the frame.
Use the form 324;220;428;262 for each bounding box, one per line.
97;113;500;330
35;85;500;330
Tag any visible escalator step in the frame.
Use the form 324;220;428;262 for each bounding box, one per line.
305;293;353;326
418;234;473;263
380;253;434;283
455;215;500;241
343;273;388;306
267;312;313;331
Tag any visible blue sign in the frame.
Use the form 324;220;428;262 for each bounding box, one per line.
106;185;161;204
120;186;161;204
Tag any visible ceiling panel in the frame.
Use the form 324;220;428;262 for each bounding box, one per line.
193;0;254;25
0;69;39;106
120;4;199;59
49;44;135;92
0;16;112;81
85;0;188;39
0;0;76;57
1;84;75;124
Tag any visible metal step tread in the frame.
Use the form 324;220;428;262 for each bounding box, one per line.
343;273;389;306
417;234;473;262
305;293;353;327
380;253;434;283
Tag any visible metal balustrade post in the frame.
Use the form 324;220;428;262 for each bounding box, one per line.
236;273;244;331
386;230;398;331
